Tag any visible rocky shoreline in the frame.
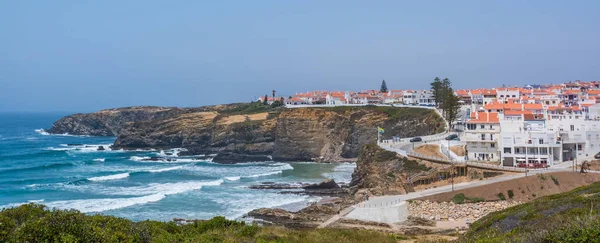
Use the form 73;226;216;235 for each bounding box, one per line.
46;104;444;163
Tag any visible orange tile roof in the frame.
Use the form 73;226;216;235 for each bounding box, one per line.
467;112;499;124
504;110;533;116
587;90;600;95
504;103;522;110
565;90;581;95
484;102;504;110
470;90;483;95
523;103;543;110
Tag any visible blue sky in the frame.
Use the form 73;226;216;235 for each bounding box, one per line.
1;1;599;112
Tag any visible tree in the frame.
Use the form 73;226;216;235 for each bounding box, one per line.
272;90;276;100
430;77;443;108
443;88;461;131
263;94;268;105
380;80;388;93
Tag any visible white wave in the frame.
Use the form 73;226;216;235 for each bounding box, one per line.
45;194;166;213
129;156;150;162
225;176;241;181
93;158;105;162
130;156;212;163
321;163;356;183
46;144;115;153
88;173;130;182
273;163;294;171
34;129;91;137
44;179;224;213
34;129;50;135
148;166;183;173
246;170;283;178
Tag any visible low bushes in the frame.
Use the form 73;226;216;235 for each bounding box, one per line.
0;204;398;243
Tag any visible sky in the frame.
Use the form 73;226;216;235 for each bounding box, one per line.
1;1;599;112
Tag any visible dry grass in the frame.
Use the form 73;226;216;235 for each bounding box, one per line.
450;145;466;156
217;112;269;125
415;145;448;159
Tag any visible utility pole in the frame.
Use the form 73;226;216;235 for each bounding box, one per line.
451;161;455;191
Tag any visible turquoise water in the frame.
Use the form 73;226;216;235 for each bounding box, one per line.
0;113;355;221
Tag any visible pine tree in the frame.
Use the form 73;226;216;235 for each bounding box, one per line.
380;80;389;93
263;94;268;105
443;88;461;131
430;77;442;108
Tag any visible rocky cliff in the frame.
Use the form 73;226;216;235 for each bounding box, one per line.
47;106;193;136
349;144;431;196
49;104;444;163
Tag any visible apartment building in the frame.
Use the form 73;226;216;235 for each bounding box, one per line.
464;112;500;162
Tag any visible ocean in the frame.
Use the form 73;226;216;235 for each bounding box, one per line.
0;113;355;221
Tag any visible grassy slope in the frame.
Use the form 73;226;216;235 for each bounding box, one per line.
462;181;600;243
0;204;398;243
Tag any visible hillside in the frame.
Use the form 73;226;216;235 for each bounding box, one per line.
49;103;444;163
461;180;600;242
0;204;398;243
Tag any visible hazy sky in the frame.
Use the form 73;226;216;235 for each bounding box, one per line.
1;1;599;112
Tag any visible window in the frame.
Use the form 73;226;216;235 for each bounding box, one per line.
540;148;548;154
481;124;485;129
539;139;544;144
491;143;496;148
481;134;486;140
504;147;511;153
578;144;583;151
489;125;493;129
512;95;516;97
571;125;575;131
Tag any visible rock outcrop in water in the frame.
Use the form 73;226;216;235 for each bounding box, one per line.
49;104;443;163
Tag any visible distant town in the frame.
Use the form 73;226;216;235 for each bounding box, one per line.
258;80;600;169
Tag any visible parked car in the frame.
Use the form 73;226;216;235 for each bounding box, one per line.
594;152;600;159
445;134;458;140
409;137;422;142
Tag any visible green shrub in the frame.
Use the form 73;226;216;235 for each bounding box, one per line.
508;190;514;199
551;175;560;185
497;193;506;201
469;197;485;203
538;174;547;180
452;193;466;204
0;204;398;243
532;193;537;197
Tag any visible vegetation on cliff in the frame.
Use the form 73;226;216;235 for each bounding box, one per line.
350;144;430;196
462;181;600;242
104;104;444;163
0;204;397;243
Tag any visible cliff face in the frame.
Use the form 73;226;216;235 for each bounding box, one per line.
47;106;192;136
349;144;431;196
50;104;444;163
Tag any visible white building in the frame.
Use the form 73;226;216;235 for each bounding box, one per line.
499;114;562;167
417;90;436;106
464;112;501;162
403;90;418;105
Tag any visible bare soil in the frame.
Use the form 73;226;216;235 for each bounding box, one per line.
217;112;268;125
417;172;600;203
450;145;466;156
414;145;447;159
